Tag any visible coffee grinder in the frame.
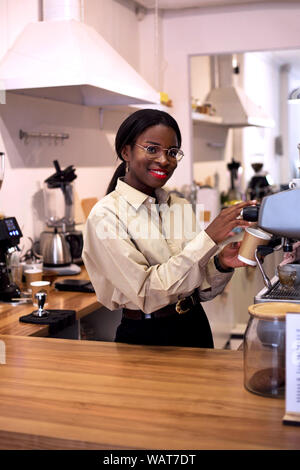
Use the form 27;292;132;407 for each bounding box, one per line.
39;160;83;274
0;217;23;302
247;162;273;202
224;158;243;203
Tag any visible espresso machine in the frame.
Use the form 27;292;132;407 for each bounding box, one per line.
241;176;300;304
0;217;23;302
39;160;83;274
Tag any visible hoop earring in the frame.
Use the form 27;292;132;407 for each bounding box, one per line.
126;161;129;173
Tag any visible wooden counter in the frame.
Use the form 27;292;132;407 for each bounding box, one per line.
0;334;299;450
0;268;299;450
0;268;101;337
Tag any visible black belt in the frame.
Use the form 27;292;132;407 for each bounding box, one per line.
122;290;200;320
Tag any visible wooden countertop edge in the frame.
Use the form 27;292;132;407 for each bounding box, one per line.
75;300;103;320
0;333;243;353
0;429;126;451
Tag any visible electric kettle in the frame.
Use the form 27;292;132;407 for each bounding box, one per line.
40;229;72;267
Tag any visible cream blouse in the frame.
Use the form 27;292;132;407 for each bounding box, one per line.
82;178;234;314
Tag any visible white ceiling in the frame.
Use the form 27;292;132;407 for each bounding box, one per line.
134;0;296;10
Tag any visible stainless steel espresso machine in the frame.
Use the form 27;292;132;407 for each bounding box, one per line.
241;177;300;304
0;217;23;302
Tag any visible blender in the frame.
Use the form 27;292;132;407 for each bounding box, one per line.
39;160;83;275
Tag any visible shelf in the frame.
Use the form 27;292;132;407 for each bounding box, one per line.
98;103;173;127
192;112;223;125
101;103;171;113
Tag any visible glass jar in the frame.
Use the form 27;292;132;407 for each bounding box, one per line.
43;182;74;228
244;302;300;398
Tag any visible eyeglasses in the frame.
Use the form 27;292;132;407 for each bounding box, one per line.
135;143;184;162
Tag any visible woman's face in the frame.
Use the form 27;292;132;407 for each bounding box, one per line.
122;124;179;196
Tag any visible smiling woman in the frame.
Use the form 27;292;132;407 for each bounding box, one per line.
122;123;179;194
82;109;255;348
106;109;182;196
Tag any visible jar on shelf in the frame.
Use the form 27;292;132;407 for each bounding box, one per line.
244;302;300;398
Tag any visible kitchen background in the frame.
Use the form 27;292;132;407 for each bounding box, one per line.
1;0;300;347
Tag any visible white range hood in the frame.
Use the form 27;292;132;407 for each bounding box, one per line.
203;56;275;128
204;86;275;128
0;0;160;107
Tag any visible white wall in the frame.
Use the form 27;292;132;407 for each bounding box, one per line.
137;9;164;91
243;51;281;187
288;67;300;179
0;0;39;56
190;55;211;105
84;0;140;72
0;0;141;246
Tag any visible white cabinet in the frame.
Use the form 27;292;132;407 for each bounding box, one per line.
204;282;234;349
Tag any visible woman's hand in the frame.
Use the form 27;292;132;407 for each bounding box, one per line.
205;200;257;245
218;241;248;269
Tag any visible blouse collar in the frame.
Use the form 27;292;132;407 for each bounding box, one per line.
115;177;170;210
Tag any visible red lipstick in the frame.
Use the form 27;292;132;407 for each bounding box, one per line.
149;169;168;179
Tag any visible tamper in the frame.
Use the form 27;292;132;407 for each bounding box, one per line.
33;290;49;317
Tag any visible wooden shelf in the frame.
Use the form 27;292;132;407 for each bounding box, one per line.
192;111;223;125
98;103;173;127
101;103;171;113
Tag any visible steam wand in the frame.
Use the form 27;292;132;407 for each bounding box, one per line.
255;247;272;291
254;240;283;291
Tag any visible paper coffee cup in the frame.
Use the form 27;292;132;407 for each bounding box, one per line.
30;281;50;307
25;268;43;291
238;227;272;266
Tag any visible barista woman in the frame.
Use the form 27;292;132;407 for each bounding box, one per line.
83;109;255;348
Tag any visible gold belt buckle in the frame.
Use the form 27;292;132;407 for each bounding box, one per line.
175;298;190;315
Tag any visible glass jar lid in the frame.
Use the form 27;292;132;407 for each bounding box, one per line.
248;302;300;321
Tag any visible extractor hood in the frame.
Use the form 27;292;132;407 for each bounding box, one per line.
204;86;275;128
203;56;275;128
0;0;160;107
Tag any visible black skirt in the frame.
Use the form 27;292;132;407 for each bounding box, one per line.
114;303;214;348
